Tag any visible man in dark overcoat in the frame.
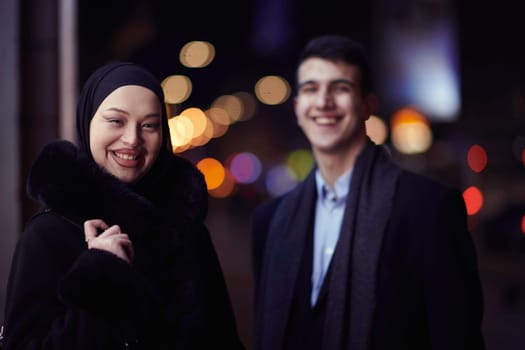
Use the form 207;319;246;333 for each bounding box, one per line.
252;34;485;350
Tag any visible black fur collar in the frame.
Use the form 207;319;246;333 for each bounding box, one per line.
27;140;208;236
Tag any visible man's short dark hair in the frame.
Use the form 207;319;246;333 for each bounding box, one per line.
297;34;374;95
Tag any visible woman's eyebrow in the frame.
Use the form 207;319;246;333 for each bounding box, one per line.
103;107;129;115
103;108;161;118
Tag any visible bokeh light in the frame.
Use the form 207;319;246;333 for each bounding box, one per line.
286;149;315;181
212;95;243;123
168;115;193;151
265;164;298;197
161;75;192;104
191;115;214;147
377;22;460;121
233;91;258;121
229;152;262;184
467;144;488;173
254;75;291;105
181;107;208;138
463;186;484;215
365;115;388;145
196;157;225;190
209;168;237;198
205;107;230;138
521;214;525;235
179;41;215;68
390;107;433;154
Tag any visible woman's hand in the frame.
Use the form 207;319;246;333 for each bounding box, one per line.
84;219;135;264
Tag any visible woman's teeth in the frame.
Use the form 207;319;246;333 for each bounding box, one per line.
115;152;138;160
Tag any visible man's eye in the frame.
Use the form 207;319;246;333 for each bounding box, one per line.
300;86;317;93
333;85;351;92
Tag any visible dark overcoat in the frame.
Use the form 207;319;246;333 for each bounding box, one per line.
252;141;485;350
3;141;244;349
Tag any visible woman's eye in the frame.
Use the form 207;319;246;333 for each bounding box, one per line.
142;122;160;130
108;119;123;125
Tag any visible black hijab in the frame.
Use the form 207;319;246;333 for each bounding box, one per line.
76;61;172;158
74;61;207;220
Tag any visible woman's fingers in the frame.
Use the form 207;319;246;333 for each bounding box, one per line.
120;237;135;262
96;225;122;238
83;220;134;263
84;219;108;243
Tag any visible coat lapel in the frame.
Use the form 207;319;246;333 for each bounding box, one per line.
258;172;317;350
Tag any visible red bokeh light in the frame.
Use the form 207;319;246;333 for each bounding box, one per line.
467;144;487;173
462;186;483;215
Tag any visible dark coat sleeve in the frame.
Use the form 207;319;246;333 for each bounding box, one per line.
375;173;485;350
2;213;155;349
421;185;485;349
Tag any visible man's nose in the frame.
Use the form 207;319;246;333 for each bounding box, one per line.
315;88;335;108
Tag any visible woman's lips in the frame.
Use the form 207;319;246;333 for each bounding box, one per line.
111;150;142;167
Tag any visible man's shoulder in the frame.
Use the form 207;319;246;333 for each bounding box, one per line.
254;194;286;222
254;171;316;219
397;169;462;202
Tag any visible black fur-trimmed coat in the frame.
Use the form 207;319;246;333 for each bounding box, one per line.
3;140;244;349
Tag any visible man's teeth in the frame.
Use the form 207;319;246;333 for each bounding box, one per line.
314;117;338;125
115;152;138;160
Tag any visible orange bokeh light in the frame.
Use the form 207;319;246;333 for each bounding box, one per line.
196;158;225;190
209;168;237;198
390;106;429;128
390;106;432;154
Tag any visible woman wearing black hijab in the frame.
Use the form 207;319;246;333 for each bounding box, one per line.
2;62;244;349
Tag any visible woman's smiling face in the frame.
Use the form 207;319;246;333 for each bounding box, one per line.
89;85;163;184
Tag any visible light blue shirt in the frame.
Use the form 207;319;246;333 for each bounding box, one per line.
311;169;352;306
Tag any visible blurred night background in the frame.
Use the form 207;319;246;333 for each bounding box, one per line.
1;0;524;349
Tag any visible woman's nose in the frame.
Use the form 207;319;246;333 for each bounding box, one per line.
121;124;141;146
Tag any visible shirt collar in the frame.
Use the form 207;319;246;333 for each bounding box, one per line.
315;168;353;202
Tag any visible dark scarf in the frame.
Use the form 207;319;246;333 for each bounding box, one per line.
26;139;207;279
257;140;402;350
27;139;206;229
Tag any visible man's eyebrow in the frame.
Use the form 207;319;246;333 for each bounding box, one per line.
330;79;356;86
298;79;356;88
297;80;317;88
